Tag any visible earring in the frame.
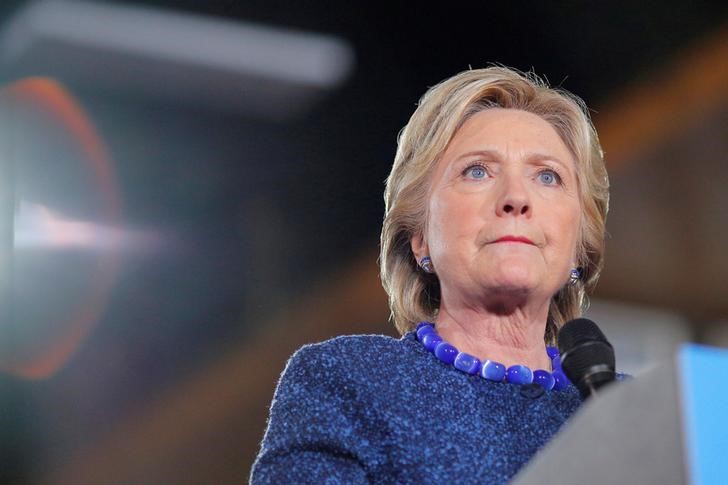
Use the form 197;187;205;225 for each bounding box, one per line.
569;267;582;286
419;256;434;274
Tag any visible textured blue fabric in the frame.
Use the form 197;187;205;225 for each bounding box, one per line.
250;331;585;484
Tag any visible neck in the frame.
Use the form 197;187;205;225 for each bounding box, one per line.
434;296;552;371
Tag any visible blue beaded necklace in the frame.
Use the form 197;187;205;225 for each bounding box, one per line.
416;321;571;391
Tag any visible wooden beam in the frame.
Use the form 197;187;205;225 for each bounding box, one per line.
596;25;728;167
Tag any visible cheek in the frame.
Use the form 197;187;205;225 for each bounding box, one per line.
558;205;582;261
426;193;478;256
542;196;580;250
425;202;452;259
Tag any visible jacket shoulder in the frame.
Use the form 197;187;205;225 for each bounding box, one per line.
296;333;404;359
279;333;415;389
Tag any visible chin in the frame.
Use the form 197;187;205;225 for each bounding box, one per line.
487;280;536;296
488;262;538;289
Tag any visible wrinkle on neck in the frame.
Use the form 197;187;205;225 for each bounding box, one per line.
435;295;552;371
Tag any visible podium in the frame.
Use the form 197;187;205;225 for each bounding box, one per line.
512;344;728;485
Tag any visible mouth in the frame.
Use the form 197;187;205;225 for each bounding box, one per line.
492;235;536;245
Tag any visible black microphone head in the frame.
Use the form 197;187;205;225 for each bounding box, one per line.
558;318;615;398
558;318;610;353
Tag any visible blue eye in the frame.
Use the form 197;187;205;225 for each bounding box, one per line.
464;165;487;179
538;170;560;186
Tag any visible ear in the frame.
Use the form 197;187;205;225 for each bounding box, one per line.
410;231;429;264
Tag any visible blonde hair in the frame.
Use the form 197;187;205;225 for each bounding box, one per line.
380;66;609;344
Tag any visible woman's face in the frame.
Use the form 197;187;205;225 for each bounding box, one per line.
412;108;581;308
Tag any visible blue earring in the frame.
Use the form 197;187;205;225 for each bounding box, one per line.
419;256;434;274
569;267;582;286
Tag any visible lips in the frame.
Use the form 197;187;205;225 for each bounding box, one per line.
493;235;535;245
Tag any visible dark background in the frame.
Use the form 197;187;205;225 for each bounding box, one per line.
1;1;727;482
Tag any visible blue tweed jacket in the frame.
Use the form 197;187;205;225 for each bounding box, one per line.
250;331;584;484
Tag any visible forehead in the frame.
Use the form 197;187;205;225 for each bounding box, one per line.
441;108;575;166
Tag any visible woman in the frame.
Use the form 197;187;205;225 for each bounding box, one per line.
250;66;610;483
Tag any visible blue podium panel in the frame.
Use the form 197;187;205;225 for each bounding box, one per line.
679;344;728;485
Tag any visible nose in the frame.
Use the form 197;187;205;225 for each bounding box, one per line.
496;174;531;217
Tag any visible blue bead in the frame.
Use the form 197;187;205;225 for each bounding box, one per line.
552;370;570;390
416;324;435;341
533;369;555;390
481;360;506;382
551;355;562;369
454;352;481;375
421;332;443;352
416;321;432;331
506;365;533;384
434;342;458;365
546;346;560;359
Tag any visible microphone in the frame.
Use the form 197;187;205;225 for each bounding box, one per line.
557;318;616;399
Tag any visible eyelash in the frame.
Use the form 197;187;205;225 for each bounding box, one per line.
461;162;489;178
537;167;564;186
460;162;565;186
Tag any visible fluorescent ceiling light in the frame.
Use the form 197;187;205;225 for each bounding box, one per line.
1;0;355;117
